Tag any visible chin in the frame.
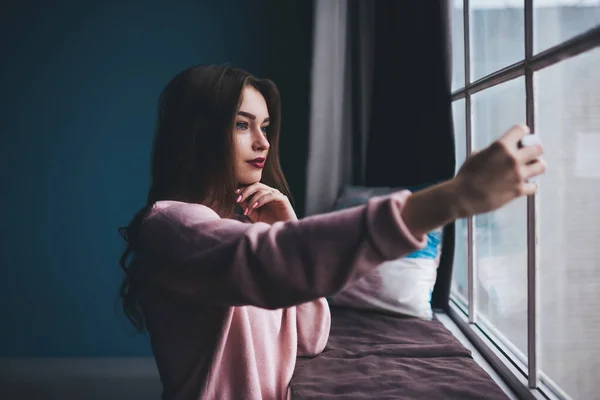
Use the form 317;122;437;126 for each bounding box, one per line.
238;173;263;186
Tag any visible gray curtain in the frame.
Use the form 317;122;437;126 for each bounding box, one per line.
304;0;456;310
304;0;373;216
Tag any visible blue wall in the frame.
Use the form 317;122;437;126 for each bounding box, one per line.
0;0;313;357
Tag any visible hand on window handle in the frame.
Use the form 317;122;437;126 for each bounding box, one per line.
401;124;546;237
453;124;545;217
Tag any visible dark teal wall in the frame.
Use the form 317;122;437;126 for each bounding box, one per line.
0;0;312;357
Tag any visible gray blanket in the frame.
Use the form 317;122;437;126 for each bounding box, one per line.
290;307;509;400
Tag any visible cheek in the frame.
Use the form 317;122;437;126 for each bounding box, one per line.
233;138;247;164
233;135;242;155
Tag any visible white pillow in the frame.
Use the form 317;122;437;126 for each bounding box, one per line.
327;185;443;320
329;230;442;320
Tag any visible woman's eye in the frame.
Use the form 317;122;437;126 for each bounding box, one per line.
261;126;269;134
236;121;249;130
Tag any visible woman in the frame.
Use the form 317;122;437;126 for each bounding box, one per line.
119;64;545;400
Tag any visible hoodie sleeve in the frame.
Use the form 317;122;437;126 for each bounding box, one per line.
295;298;331;357
136;190;427;309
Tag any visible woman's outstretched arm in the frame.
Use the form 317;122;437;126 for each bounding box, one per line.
136;190;427;310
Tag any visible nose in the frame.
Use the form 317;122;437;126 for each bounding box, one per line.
252;127;270;152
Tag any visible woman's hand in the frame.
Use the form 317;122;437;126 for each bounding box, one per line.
235;182;298;224
401;124;546;238
453;124;547;217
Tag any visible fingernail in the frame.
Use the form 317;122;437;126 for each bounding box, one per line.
235;189;241;194
252;202;258;208
236;195;242;202
243;208;248;216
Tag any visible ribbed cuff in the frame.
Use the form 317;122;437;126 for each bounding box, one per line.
365;190;428;260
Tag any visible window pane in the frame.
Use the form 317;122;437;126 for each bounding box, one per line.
472;77;528;357
452;99;468;302
452;0;465;90
534;0;600;53
536;47;600;400
470;1;525;81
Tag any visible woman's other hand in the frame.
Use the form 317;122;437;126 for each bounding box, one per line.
453;124;546;217
235;182;298;224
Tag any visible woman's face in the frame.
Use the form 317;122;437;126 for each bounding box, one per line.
233;85;271;186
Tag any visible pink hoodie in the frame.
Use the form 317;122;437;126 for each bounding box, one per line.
135;190;427;400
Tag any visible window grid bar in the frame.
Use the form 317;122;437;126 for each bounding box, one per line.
463;0;471;89
451;25;600;101
453;60;525;101
524;0;540;389
463;0;477;324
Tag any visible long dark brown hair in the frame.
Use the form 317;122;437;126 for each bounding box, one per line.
118;64;292;333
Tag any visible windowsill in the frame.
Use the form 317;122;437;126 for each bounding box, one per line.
440;305;566;400
435;311;519;400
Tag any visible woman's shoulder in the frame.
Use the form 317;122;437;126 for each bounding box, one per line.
146;200;221;225
137;201;252;247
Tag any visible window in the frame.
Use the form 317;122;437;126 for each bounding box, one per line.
449;1;600;399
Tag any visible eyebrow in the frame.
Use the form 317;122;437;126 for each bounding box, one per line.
237;111;270;123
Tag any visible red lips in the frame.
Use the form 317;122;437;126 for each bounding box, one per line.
247;157;266;169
